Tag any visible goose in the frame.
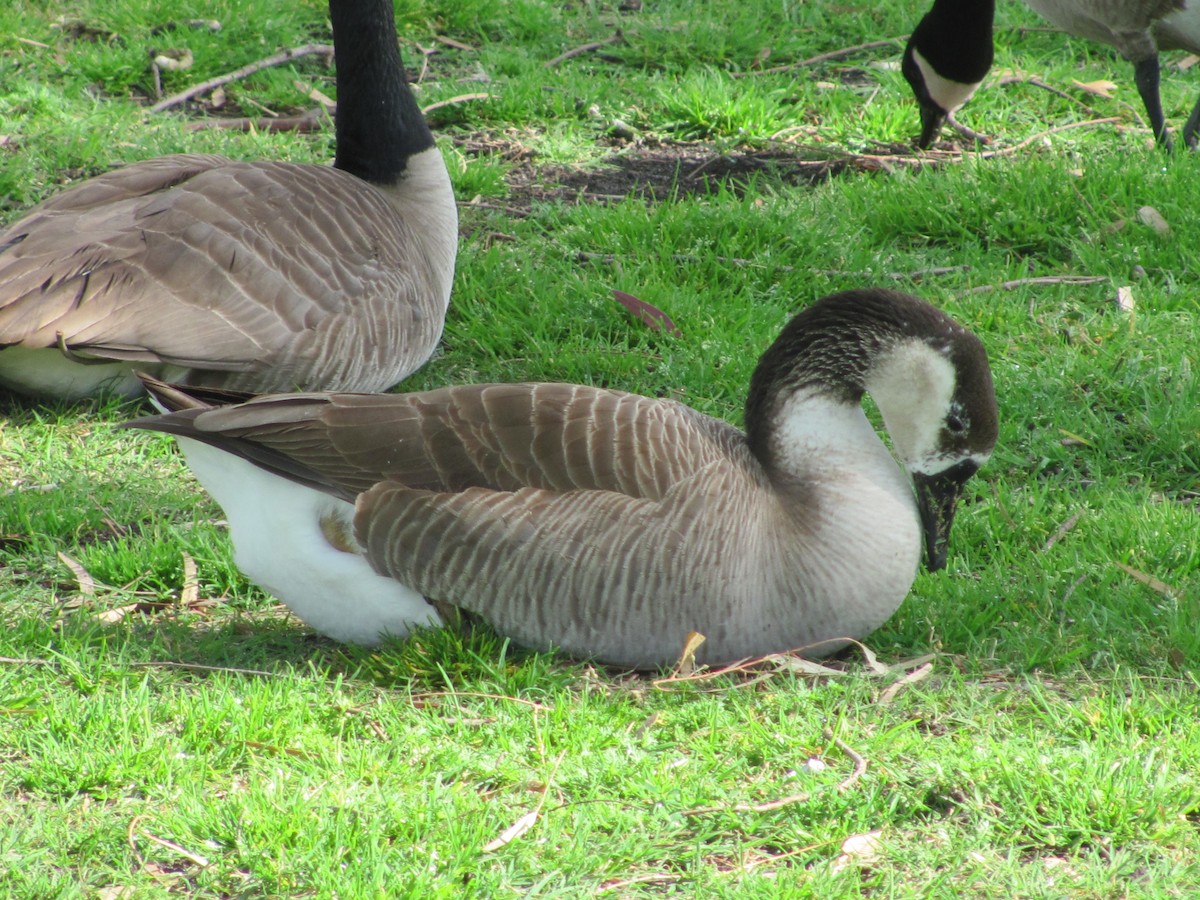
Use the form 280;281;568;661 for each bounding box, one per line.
902;0;996;148
122;288;999;669
1023;0;1200;148
0;0;457;401
903;0;1200;149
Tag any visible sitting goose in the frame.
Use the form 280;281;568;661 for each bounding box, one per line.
122;289;999;669
0;0;457;400
902;0;995;148
904;0;1200;149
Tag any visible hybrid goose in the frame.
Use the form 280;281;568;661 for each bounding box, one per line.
123;289;999;669
904;0;1200;149
0;0;457;400
902;0;995;148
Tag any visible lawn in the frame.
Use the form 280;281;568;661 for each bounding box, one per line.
2;0;1199;896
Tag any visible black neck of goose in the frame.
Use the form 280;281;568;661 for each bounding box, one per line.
912;0;995;80
330;0;434;186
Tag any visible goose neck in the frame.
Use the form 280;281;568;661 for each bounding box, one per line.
330;0;435;185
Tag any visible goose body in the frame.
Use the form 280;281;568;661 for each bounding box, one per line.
124;289;998;669
0;0;457;400
904;0;1200;148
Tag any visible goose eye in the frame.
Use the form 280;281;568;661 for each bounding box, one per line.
945;414;966;434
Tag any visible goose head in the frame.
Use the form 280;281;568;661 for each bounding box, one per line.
902;0;995;148
744;288;998;571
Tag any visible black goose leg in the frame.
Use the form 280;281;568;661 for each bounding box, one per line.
1133;55;1173;150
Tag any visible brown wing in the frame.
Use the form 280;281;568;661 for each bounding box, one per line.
128;382;748;501
0;154;443;392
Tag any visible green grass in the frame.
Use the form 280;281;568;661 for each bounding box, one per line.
3;0;1200;895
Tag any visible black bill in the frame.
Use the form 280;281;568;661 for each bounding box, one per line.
913;459;980;572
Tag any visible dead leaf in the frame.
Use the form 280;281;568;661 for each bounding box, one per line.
1177;54;1200;71
1073;79;1117;98
671;631;707;677
180;552;199;608
1115;562;1176;598
831;829;883;873
611;289;682;337
57;551;96;597
96;603;140;625
1137;205;1169;234
152;48;194;71
484;810;539;852
1115;285;1135;312
878;661;934;705
209;86;226;108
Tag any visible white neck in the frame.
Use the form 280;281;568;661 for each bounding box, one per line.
770;390;909;489
912;47;982;113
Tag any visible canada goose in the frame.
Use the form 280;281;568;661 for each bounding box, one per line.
902;0;996;148
0;0;457;400
1024;0;1200;148
903;0;1200;150
122;289;998;669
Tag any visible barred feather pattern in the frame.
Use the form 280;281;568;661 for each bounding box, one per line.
0;151;455;395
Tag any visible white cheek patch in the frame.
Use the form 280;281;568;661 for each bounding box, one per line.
865;340;959;471
912;48;983;114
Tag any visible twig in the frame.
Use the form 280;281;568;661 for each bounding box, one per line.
966;275;1108;294
734;38;902;77
1043;510;1083;552
131;822;212;869
127;660;282;677
149;43;334;113
577;251;968;283
435;35;477;52
828;728;868;792
1061;573;1088;605
998;75;1105;118
544;33;623;69
186;110;327;132
975;117;1124;156
410;690;551;711
421;92;490;115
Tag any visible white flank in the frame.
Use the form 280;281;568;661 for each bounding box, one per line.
0;347;187;400
177;436;440;644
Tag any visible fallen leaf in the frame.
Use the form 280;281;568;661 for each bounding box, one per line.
1177;54;1200;71
180;552;199;608
57;551;96;597
1115;562;1176;598
1137;205;1169;234
671;631;707;677
831;829;883;873
611;289;682;337
1073;79;1117;98
1115;285;1135;312
96;603;140;625
878;660;934;705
